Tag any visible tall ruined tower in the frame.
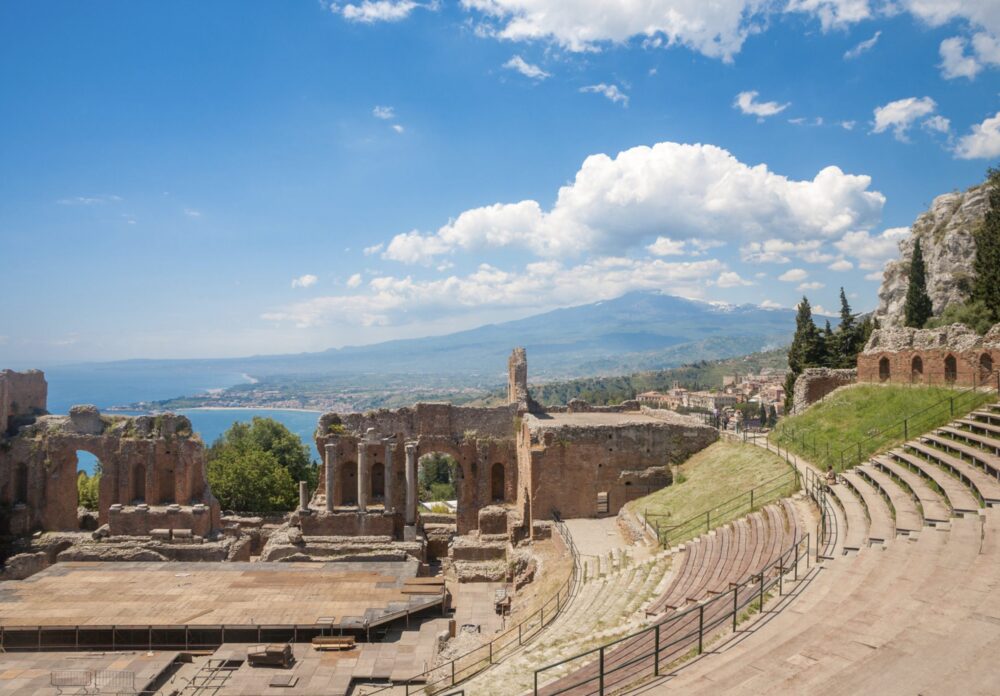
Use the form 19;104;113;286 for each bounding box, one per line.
507;347;532;411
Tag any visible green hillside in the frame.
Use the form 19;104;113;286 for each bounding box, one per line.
772;384;996;471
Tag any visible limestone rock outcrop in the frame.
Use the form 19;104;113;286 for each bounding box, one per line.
876;182;988;327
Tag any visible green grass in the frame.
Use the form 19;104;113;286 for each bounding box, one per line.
629;440;796;547
773;384;996;472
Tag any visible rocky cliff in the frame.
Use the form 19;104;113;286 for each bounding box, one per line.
876;182;989;327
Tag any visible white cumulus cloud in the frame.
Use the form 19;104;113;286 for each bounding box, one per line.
647;237;687;256
734;90;790;118
829;258;854;271
262;257;726;328
797;281;825;290
503;55;550;79
844;30;881;59
580;83;629;106
380;141;885;265
291;274;319;289
835;227;909;269
373;105;396;120
872;96;938;141
716;271;754;288
778;268;808;282
955;111;1000;159
346;273;363;288
786;0;873;31
333;0;426;23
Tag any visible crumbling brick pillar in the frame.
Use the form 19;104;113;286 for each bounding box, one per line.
383;439;395;514
357;441;369;513
324;440;338;513
404;441;418;526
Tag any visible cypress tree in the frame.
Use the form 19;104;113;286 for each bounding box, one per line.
973;167;1000;322
836;287;860;368
904;239;933;328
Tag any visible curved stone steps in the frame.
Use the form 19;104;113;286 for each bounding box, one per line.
907;440;1000;506
936;426;1000;465
956;416;1000;438
885;449;979;515
872;450;952;524
968;409;1000;426
856;463;924;533
828;482;869;552
923;432;1000;481
841;470;895;543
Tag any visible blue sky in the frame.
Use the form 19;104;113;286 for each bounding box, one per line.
1;0;999;364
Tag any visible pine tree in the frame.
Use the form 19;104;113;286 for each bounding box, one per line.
904;239;933;328
784;296;823;412
973;167;1000;322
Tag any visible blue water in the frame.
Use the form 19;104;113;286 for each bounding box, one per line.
41;364;324;474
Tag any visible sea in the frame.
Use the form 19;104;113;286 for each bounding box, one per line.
40;363;323;474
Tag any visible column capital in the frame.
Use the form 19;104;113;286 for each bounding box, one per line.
324;439;339;450
404;440;419;452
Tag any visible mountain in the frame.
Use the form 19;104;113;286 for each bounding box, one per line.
876;180;988;327
52;292;794;384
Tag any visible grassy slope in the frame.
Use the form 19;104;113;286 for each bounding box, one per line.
772;384;997;471
628;440;795;546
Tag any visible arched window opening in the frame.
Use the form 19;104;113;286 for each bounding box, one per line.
911;355;923;378
980;353;993;378
945;355;958;383
491;463;505;502
157;463;176;505
879;357;891;382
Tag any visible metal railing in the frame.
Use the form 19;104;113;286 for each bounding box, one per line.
363;519;581;695
530;533;810;695
645;467;799;549
774;369;1000;472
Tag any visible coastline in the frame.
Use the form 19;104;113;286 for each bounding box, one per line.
179;406;324;414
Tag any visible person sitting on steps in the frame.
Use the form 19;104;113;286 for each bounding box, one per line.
825;464;837;486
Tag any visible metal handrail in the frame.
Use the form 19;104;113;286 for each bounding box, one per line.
645;467;799;548
361;517;582;695
531;531;810;695
775;369;1000;471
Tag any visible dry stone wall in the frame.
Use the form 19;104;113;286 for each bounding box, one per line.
792;368;857;414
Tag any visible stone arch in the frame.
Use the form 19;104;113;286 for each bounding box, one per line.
340;462;357;505
911;355;923;381
945;354;958;383
371;462;385;500
491;462;505;502
879;356;891;382
14;462;28;504
156;456;176;505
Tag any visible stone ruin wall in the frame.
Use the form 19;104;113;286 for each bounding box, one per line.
0;400;220;536
1;369;47;435
857;324;1000;388
315;403;520;534
519;412;718;520
791;368;857;415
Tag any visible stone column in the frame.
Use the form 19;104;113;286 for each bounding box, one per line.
299;480;309;513
324;441;338;512
404;441;418;526
383;439;396;513
357;442;369;513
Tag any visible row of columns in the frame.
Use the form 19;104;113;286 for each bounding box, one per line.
318;432;419;525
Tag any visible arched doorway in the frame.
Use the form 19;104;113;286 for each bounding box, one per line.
156;457;176;505
340;462;357;505
417;452;458;510
491;462;505;502
879;357;891;382
132;462;146;503
75;451;102;531
911;355;923;382
371;462;385;500
945;355;958;383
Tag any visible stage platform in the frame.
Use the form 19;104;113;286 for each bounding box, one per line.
0;561;446;651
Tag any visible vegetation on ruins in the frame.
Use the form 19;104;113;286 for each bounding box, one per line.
419;453;457;501
972;167;1000;324
783;291;873;412
628;441;794;547
77;469;100;510
904;239;934;328
925;300;995;334
206;417;315;512
772;384;994;471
